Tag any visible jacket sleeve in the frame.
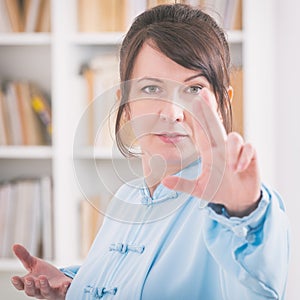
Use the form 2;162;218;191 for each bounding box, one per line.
203;184;290;299
60;265;81;279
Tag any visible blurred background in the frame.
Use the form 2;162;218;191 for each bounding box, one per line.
0;0;299;299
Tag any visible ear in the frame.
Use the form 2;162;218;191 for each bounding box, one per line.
227;85;234;103
116;88;131;121
116;88;122;101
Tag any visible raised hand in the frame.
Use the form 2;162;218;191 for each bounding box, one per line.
163;88;261;217
11;244;72;299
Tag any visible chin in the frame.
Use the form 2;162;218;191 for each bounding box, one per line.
158;152;197;167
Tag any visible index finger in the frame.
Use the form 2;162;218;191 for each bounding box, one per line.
193;88;227;149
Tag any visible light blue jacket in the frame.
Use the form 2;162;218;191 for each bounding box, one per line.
62;160;290;299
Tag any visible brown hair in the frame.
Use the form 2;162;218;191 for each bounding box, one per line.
116;3;232;157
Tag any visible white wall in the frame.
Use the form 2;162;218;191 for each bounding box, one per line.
275;0;300;299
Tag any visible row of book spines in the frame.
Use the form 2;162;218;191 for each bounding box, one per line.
0;0;51;33
78;0;242;33
0;176;53;260
230;67;243;136
80;54;119;148
80;197;107;258
0;81;52;146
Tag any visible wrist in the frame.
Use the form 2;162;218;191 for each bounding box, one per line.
226;190;263;218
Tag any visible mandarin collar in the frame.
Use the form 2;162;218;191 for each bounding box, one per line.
140;159;201;206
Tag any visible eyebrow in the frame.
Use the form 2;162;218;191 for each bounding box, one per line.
137;74;205;84
184;73;205;82
137;77;164;83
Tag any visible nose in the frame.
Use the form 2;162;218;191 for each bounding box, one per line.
159;101;184;123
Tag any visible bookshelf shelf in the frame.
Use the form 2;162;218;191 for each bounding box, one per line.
0;33;52;46
0;259;23;272
0;146;52;159
74;147;124;160
70;32;126;45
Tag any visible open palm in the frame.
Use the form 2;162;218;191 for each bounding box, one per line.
11;244;71;299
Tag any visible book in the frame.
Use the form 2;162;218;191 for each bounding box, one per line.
126;0;147;29
0;0;51;33
230;67;243;136
213;0;228;27
40;176;53;260
0;177;53;259
80;196;104;258
223;0;236;29
147;0;175;8
13;179;41;257
36;0;51;32
78;0;128;32
4;0;24;32
0;0;12;32
30;84;52;144
232;0;242;30
4;82;24;145
0;183;10;257
24;0;42;32
0;183;16;258
198;0;242;30
0;90;9;145
81;65;95;146
1;81;51;145
16;81;46;145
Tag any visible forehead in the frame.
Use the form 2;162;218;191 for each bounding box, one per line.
131;43;201;83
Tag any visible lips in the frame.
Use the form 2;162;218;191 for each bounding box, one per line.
156;132;188;144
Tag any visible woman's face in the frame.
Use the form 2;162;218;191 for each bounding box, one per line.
126;42;218;171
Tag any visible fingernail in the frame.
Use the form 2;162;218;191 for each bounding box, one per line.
25;279;32;286
40;279;46;285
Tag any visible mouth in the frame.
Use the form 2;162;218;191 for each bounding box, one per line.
155;132;188;144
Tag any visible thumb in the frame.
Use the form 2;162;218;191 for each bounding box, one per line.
162;176;201;196
12;244;36;271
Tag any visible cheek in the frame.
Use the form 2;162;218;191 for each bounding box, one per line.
128;101;159;140
129;99;158;116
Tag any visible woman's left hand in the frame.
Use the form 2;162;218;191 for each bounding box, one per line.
162;88;261;217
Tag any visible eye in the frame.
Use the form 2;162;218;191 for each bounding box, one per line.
185;85;203;95
141;85;162;95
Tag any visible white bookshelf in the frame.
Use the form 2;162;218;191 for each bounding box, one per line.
0;33;51;45
0;0;278;298
0;146;52;159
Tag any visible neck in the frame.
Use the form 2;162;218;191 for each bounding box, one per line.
141;154;197;197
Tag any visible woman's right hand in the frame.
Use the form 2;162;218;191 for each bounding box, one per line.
11;244;72;299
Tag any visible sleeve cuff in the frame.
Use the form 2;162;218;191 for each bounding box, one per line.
206;185;271;239
60;265;81;279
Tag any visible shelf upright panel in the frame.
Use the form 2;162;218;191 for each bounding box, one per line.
51;0;80;265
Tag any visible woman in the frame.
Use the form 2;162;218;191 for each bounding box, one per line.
12;4;289;299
